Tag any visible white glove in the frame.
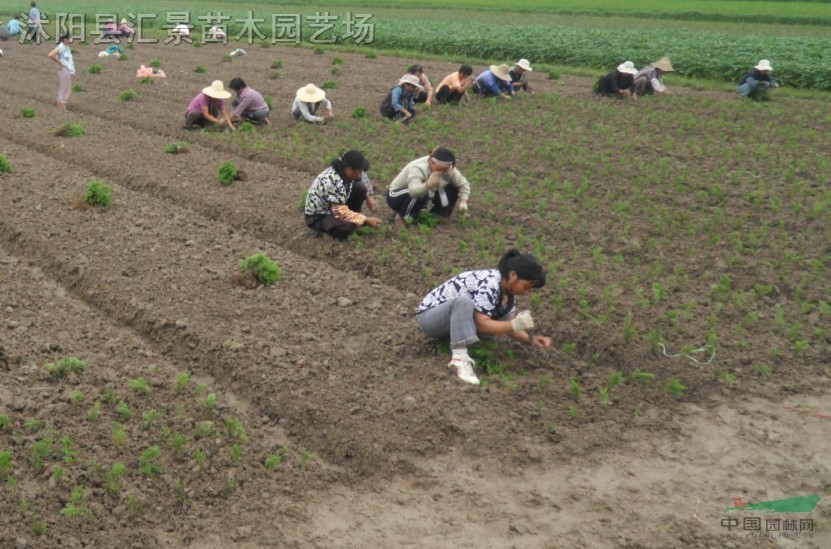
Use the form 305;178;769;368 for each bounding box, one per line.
511;310;534;332
457;199;469;214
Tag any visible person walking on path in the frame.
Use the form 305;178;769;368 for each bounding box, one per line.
24;1;41;44
48;31;74;109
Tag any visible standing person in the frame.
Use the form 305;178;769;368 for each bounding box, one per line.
25;1;41;43
416;249;550;385
118;18;135;41
471;64;514;99
401;64;433;107
737;59;777;100
183;80;236;131
380;74;422;124
292;83;333;124
632;57;674;100
433;64;474;105
47;31;74;110
385;147;471;226
508;58;535;96
595;60;637;98
304;150;381;239
228;77;270;125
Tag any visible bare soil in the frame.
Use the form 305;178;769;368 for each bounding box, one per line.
0;39;828;548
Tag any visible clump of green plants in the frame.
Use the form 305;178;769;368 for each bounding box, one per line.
218;161;246;186
264;453;282;470
268;70;280;80
71;83;84;92
264;96;274;111
666;378;687;397
569;378;583;402
314;47;325;55
0;415;9;429
548;69;560;80
61;485;91;518
82;181;113;208
194;420;215;440
237;121;256;133
270;58;283;69
30;437;53;472
105;463;125;494
149;58;161;69
195;64;207;73
45;357;86;378
406;211;440;229
365;51;376;59
220;53;232;63
332;57;344;65
139;76;153;85
230;444;242;465
0;155;12;174
631;369;655;384
118;53;129;62
164;141;189;154
55;122;86;137
0;450;13;478
115;400;132;421
238;253;282;286
20;107;36;118
175;372;191;394
88;63;103;74
330;66;340;76
351;107;367;119
139;446;163;477
225;416;249;444
127;377;151;396
119;89;138;102
321;80;337;89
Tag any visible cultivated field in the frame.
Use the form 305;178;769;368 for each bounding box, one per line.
0;6;829;548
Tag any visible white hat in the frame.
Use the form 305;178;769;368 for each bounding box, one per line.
398;74;424;90
120;18;128;25
617;61;637;75
755;59;773;71
296;83;326;103
202;80;231;99
489;64;512;82
97;51;109;57
516;59;533;72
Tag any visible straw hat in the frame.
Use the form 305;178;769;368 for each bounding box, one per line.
202;80;231;99
755;59;773;72
490;64;512;81
617;61;637;75
120;18;128;25
296;83;326;103
651;57;674;72
398;74;424;90
516;59;533;72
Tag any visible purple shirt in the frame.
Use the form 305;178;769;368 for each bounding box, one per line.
186;93;223;114
231;87;268;117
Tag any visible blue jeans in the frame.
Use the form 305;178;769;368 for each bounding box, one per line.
737;77;771;99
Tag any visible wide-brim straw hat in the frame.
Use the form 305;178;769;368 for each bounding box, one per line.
755;59;773;71
651;57;674;72
120;18;128;25
398;74;424;90
490;64;511;81
516;58;533;72
202;80;231;99
296;83;326;103
617;61;637;75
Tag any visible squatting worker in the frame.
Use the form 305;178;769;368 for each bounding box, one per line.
304;150;381;239
292;83;334;124
184;80;236;131
401;64;433;107
433;64;474;105
228;77;270;125
380;74;423;124
471;63;514;99
416;249;551;385
737;59;777;100
632;57;674;100
385;147;471;226
48;31;75;110
509;58;535;96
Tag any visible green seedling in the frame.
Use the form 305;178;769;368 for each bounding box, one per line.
330;66;340;75
719;371;738;385
71;83;84;92
119;89;138;102
88;63;103;74
332;57;343;65
105;463;125;494
69;390;84;406
568;406;581;419
203;392;217;412
164;141;189;154
195;64;207;73
26;419;45;432
149;58;161;69
264;454;282;470
225;416;249;444
0;415;8;429
115;400;132;421
111;422;127;446
51;466;64;479
365;51;376;59
170;432;187;461
321;80;337;89
569;378;582;402
31;518;47;536
60;437;76;464
270;58;283;69
666;378;687;397
83;181;113;207
264;96;274;111
30;437;53;472
139;446;163;477
0;450;13;478
194;449;207;469
60;485;90;517
547;69;560;80
140;410;159;430
606;371;623;389
238;253;282;286
194;421;215;440
599;387;611;406
44;357;86;377
230;444;242;465
0;155;11;174
119;53;129;61
88;401;101;422
631;369;655;384
128;377;151;396
238;121;256;133
622;312;637;342
100;389;117;406
220;53;232;63
755;363;771;376
20;107;36;118
300;448;312;470
351;107;367;119
175;372;191;394
267;70;280;79
218;161;240;186
314;47;325;54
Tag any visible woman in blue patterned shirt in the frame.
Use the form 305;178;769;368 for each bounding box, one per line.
416;249;551;385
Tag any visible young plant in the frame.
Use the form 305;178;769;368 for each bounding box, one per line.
267;70;280;80
225;416;249;444
83;181;113;207
230;444;242;465
351;107;367;119
170;432;187;461
119;89;138;102
218;161;240;186
20;107;36;119
0;450;13;478
71;83;85;93
321;81;337;89
0;415;9;429
194;421;215;440
139;76;153;84
365;51;377;59
606;371;623;390
44;357;86;378
300;449;312;470
60;437;76;464
69;390;84;406
88;63;103;74
105;463;125;494
220;53;232;63
631;369;655;384
263;96;274;111
111;422;127;446
115;400;132;421
332;57;344;65
88;401;101;422
164;141;189;154
569;378;582;402
238;121;256;133
140;410;159;430
264;453;282;470
139;446;163;477
30;437;53;472
194;64;207;73
127;378;151;396
0;155;11;174
666;378;687;398
203;392;217;412
149;57;161;69
270;58;283;69
60;485;91;518
175;372;191;394
238;253;282;286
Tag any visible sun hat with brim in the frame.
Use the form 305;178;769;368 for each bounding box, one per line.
120;18;128;25
516;59;533;72
755;59;773;72
490;64;512;82
398;74;424;90
296;83;326;103
202;80;231;99
617;61;637;75
651;57;674;72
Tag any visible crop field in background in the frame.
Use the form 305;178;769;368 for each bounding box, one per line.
0;0;829;546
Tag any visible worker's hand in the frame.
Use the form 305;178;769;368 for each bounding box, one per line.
364;217;382;228
457;198;469;214
511;310;534;332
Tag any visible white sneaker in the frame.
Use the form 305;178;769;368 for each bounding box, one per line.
448;356;480;385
